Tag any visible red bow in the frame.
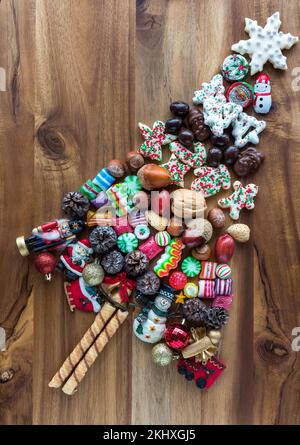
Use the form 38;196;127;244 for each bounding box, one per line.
103;272;136;302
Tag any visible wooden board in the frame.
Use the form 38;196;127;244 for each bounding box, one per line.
0;0;299;425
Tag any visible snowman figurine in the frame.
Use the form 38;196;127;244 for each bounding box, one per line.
253;73;272;114
133;284;175;344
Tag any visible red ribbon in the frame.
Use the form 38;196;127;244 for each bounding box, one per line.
103;272;136;302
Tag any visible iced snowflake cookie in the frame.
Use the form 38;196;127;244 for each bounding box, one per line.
231;11;298;75
218;180;258;220
232;112;266;148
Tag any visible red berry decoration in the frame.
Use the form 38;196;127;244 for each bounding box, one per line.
34;252;57;281
165;323;190;350
169;271;187;290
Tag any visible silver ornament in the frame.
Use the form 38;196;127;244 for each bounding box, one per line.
152;343;173;367
82;262;104;286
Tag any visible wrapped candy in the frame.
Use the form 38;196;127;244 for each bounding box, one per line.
199;261;218;280
214;278;233;296
198;280;215;299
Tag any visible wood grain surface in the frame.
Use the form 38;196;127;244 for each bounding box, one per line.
0;0;299;425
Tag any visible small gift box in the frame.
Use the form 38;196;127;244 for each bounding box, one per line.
139;236;163;260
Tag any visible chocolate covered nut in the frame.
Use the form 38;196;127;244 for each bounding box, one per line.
178;128;194;149
107;159;126;178
187;108;211;142
223;145;240;166
210;134;230;148
207;208;226;229
126;152;144;172
167;217;184;237
233;146;265;176
170;101;189;118
207;147;223;168
165;117;183;135
137;164;171;190
192;244;211;261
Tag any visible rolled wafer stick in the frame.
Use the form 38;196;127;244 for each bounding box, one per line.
61;309;128;395
48;302;116;388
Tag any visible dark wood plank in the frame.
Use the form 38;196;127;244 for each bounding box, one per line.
0;0;35;425
33;0;135;424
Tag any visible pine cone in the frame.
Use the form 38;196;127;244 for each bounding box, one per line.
89;226;117;254
136;271;160;296
182;298;208;326
124;250;149;277
101;250;124;274
61;191;90;218
204;307;229;329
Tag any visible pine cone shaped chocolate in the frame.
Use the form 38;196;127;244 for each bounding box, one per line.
205;307;229;329
136;271;160;296
101;250;124;274
61;191;90;218
182;298;208;326
124;250;149;277
89;226;117;254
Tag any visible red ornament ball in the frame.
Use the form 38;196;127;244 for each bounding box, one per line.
34;252;57;281
165;324;190;350
169;271;187;290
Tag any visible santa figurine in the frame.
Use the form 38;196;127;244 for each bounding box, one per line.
64;277;101;313
253;73;272;114
57;238;94;281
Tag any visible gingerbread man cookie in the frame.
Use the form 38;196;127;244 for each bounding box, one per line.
191;164;231;198
137;120;176;161
218;180;258;220
161;154;191;188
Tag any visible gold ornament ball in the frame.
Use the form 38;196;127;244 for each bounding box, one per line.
82;262;104;286
152;343;173;366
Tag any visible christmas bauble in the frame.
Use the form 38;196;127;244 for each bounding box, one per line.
165;324;190;350
34;252;57;281
82;262;104;286
152;343;173;366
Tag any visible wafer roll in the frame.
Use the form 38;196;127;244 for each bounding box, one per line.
62;309;128;395
48;302;116;388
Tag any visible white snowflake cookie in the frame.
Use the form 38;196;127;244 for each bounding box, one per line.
232;11;298;75
232;112;266;148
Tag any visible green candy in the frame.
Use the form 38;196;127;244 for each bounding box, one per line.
181;256;201;278
117;232;138;253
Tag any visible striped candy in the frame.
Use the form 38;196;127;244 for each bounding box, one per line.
93;168;115;191
181;256;201;278
128;210;147;228
155;231;171;247
199;261;217;280
198;279;215;298
80;179;102;200
117;232;138;253
214;278;233;296
216;264;231;279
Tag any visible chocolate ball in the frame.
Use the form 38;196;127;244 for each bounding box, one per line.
210;134;230;148
178;128;194;148
170;101;189;118
165;117;183;135
223;145;240;166
207;147;223;167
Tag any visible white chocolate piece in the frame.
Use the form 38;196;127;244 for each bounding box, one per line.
232;112;266;148
232;11;298;75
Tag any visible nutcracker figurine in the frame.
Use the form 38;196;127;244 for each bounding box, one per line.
57;238;94;281
16;219;85;256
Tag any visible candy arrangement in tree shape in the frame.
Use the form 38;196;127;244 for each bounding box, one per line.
15;11;297;395
231;11;298;75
